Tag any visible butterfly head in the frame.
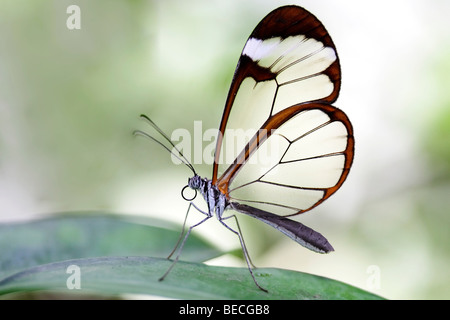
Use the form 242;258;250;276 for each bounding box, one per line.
181;174;202;201
187;174;202;189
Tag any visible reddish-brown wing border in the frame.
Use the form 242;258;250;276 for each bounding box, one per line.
219;103;354;216
212;6;341;184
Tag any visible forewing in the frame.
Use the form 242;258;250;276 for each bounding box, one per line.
212;6;341;185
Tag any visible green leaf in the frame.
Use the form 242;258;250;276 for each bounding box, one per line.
0;213;220;280
0;256;383;299
0;214;384;299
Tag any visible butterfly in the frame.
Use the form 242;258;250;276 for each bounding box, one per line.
135;5;354;292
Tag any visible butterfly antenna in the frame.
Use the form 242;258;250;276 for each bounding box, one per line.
134;114;196;175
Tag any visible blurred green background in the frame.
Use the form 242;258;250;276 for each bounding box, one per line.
1;0;449;299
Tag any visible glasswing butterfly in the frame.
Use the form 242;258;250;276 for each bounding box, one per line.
135;5;354;292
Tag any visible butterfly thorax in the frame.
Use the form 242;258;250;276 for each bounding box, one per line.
187;175;229;219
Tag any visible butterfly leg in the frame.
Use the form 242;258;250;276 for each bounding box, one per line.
221;214;257;269
167;202;192;259
159;203;212;282
167;201;212;259
219;215;268;293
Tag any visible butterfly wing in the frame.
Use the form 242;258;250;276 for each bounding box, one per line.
212;5;341;183
212;6;354;219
